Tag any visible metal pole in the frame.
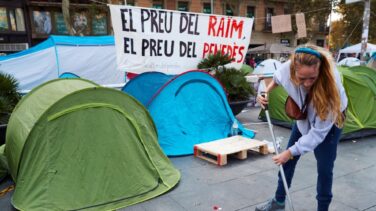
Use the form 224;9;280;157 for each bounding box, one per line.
211;0;214;14
327;0;334;50
262;93;295;211
360;0;370;62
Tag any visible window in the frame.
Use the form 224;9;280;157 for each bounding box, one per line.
178;2;189;12
152;1;163;9
225;4;233;16
33;11;52;34
15;8;25;31
126;0;135;6
72;11;90;35
92;13;107;35
247;6;255;29
0;7;25;32
32;8;110;37
54;12;68;34
203;3;211;14
265;8;273;31
247;6;255;18
0;8;9;31
9;9;16;31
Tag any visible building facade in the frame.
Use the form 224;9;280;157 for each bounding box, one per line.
0;0;328;53
0;0;31;53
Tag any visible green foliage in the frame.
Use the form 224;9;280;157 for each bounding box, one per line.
286;0;332;38
197;52;233;71
336;0;376;48
240;64;254;76
197;52;255;101
0;72;20;124
215;68;255;101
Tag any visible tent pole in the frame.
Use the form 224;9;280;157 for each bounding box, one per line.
261;92;295;211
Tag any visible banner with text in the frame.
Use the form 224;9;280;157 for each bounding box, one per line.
109;5;253;74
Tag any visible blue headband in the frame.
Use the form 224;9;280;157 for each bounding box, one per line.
295;47;322;60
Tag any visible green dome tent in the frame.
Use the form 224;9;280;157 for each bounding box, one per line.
259;66;376;139
4;79;180;210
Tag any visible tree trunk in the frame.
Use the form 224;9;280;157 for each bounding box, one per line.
62;0;75;35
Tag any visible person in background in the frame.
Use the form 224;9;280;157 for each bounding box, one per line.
255;44;348;211
249;56;256;68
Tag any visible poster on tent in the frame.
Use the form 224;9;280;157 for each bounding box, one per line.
109;5;253;74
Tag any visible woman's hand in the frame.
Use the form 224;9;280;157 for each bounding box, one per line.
256;93;268;109
272;150;292;165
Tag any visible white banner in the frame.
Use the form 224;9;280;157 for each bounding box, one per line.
109;5;253;74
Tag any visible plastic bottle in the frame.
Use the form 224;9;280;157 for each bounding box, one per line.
231;121;239;136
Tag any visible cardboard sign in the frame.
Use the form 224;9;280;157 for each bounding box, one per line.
271;14;292;34
109;5;253;74
296;13;307;38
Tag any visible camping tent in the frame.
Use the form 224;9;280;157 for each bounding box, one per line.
59;72;80;79
368;52;376;69
123;71;255;156
337;57;361;67
259;66;376;139
0;35;125;91
121;72;174;106
253;59;282;76
253;59;282;98
4;79;180;210
337;43;376;62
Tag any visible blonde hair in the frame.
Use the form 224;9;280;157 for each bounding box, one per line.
290;44;344;127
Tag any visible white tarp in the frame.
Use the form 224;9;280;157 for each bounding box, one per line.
337;57;361;67
337;43;376;62
253;59;282;76
0;36;125;91
1;48;58;90
109;5;253;74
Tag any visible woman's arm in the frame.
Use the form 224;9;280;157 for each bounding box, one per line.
265;79;279;93
256;79;279;108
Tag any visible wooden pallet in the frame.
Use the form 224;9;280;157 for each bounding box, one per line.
194;136;269;166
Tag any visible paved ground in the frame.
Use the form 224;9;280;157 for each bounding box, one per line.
124;107;376;211
0;107;375;211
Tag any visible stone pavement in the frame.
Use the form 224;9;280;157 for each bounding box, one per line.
124;107;376;211
0;107;375;211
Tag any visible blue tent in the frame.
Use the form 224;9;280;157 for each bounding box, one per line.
121;72;174;106
123;71;255;156
59;72;80;79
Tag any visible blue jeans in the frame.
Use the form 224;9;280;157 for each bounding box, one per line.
275;123;342;211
